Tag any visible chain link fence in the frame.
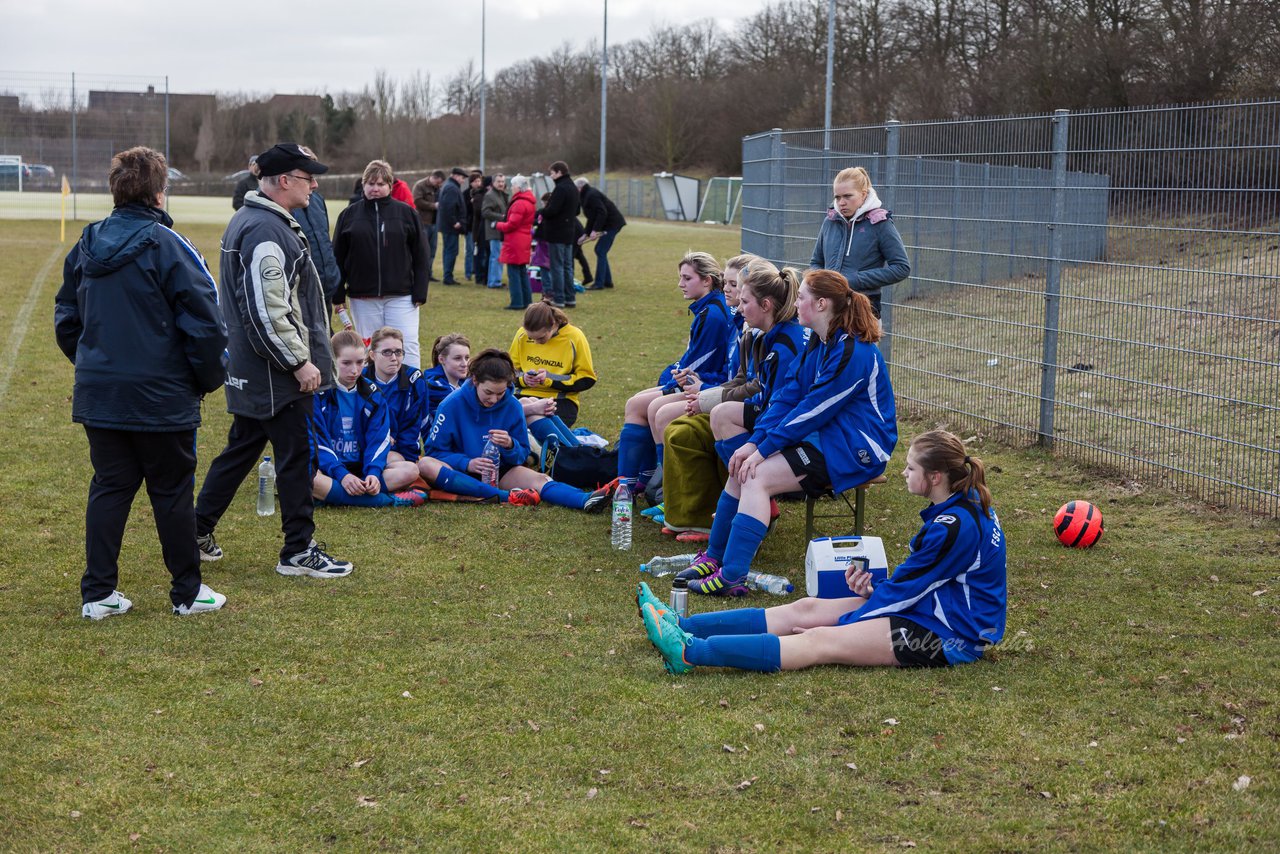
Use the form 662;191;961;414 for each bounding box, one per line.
743;103;1280;517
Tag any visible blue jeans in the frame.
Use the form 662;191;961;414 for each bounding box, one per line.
488;239;504;286
464;233;475;279
593;227;621;287
441;228;460;282
546;242;573;305
507;264;532;308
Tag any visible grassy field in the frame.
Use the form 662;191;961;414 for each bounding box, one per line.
0;215;1277;851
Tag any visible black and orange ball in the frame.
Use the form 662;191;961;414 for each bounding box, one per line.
1054;500;1104;548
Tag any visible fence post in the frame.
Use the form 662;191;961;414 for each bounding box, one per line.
1038;109;1069;448
71;71;78;220
879;121;901;362
980;162;991;284
949;159;961;284
1008;165;1018;278
768;129;785;267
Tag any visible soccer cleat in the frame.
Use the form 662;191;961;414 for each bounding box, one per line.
688;569;751;597
196;533;223;562
276;541;353;578
82;590;132;620
582;477;621;513
636;582;682;629
173;583;226;616
675;529;710;543
674;551;720;582
640;503;665;520
506;487;541;506
642;603;694;675
392;488;429;507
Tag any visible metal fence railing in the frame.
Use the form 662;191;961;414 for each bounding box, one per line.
743;103;1280;517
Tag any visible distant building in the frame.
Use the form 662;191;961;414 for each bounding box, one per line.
87;86;216;114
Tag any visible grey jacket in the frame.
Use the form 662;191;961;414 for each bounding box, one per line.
218;191;333;418
481;187;509;242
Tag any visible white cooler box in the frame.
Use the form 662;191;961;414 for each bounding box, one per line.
805;536;889;598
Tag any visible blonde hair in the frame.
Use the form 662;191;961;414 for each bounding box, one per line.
678;251;724;291
362;159;394;185
740;259;800;324
834;166;872;195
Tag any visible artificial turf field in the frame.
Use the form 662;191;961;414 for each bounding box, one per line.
0;212;1276;851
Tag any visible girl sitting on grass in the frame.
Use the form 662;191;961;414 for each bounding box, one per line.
423;333;470;421
418;348;618;510
616;251;735;490
362;326;430;469
311;331;423;508
637;430;1007;673
510;302;595;448
675;269;898;597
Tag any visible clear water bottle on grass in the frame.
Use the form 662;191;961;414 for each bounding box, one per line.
482;437;501;488
256;456;276;517
746;570;793;596
640;554;698;577
611;480;633;550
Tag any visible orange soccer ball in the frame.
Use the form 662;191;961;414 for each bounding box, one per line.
1054;500;1104;548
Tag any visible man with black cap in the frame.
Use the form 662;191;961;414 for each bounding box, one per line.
194;142;353;579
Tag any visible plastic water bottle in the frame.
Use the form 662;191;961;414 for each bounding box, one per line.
481;437;501;488
256;456;276;517
640;554;699;577
611;479;633;550
337;306;354;330
746;570;794;596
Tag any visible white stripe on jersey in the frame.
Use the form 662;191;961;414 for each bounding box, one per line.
784;380;861;429
932;593;953;631
681;349;715;374
860;430;893;463
368;431;392;463
158;224;218;298
867;358;884;421
857;576;952;620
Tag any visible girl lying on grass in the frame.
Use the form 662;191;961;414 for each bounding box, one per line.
311;331;424;508
675;269;898;597
616;251;736;491
637;430;1007;672
418;348;618;510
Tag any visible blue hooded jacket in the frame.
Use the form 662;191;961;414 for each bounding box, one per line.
54;204;226;431
423;380;529;473
312;376;393;483
363;364;430;463
658;290;735;391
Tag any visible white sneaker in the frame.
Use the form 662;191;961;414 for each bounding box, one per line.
173;583;226;616
82;590;132;620
196;533;223;562
276;541;353;578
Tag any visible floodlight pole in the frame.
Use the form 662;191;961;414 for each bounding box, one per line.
479;0;487;171
599;0;608;188
824;0;835;150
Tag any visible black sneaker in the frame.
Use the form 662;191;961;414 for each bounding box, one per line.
196;532;223;562
276;541;353;578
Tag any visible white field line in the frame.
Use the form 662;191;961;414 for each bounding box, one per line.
0;244;64;403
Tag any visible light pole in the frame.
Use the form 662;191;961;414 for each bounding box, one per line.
599;0;608;188
824;0;835;149
479;0;487;171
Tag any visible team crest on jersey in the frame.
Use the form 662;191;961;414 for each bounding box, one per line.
342;416;354;431
934;514;958;525
857;449;871;464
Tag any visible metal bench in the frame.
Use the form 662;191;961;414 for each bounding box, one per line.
803;475;888;541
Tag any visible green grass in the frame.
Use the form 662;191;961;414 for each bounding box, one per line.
0;217;1277;851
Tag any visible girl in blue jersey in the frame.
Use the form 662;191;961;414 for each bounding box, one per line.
311;330;422;508
617;251;735;489
422;333;471;421
676;269;899;596
362;326;430;469
637;430;1007;673
418;348;618;510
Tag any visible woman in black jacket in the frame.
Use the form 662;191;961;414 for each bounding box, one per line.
333;159;430;368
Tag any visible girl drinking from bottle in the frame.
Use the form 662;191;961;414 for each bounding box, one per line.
362;326;430;468
676;269;898;596
418;348;617;510
636;430;1006;673
616;251;735;490
510;302;595;448
423;332;470;421
311;330;423;508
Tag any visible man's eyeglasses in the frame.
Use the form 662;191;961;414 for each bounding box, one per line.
283;172;317;184
378;348;405;359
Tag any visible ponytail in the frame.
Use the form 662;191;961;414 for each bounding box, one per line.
909;430;994;517
330;329;364;357
523;301;568;335
802;269;882;343
467;348;517;385
739;261;801;325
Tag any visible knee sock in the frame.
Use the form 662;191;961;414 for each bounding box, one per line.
540;480;589;509
325;481;395;508
721;514;770;583
706;491;740;561
547;415;580;447
433;467;506;502
714;433;750;466
529;417;559;446
655;442;665;469
685;634;782;673
679;607;768;638
618;422;656;483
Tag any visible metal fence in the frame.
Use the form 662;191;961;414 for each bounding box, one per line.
743;103;1280;517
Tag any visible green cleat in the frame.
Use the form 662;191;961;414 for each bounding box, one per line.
635;581;679;627
641;602;694;675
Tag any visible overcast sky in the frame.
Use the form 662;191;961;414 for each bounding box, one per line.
2;0;774;98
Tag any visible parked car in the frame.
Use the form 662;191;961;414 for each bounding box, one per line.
26;164;57;185
0;161;32;189
225;169;252;182
167;167;188;183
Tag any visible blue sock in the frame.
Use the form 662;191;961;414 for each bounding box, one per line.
714;433;749;466
529;417;559;446
706;491;740;561
325;481;394;508
655;443;665;469
685;634;782;672
541;480;589;509
433;467;505;501
618;422;655;481
721;514;770;583
548;416;580;446
679;607;768;638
